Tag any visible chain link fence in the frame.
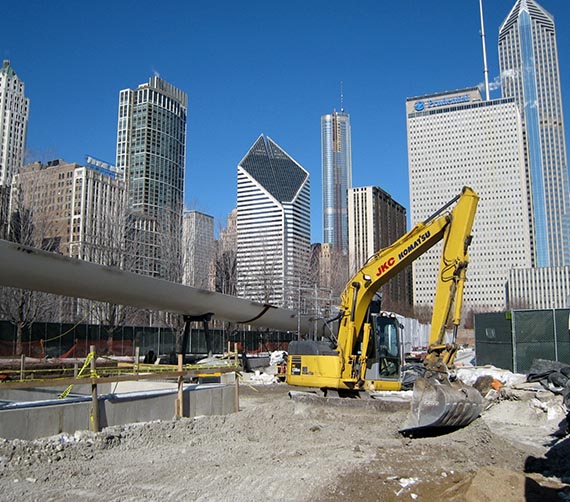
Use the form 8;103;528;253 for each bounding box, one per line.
0;320;296;360
475;309;570;373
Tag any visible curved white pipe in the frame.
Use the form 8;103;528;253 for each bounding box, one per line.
0;239;318;334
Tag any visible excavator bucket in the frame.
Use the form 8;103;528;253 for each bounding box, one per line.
401;377;483;433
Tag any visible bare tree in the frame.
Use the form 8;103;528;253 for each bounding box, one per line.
413;304;433;325
382;297;415;318
0;178;59;354
207;215;238;338
0;185;9;240
0;287;56;356
145;210;186;351
306;244;347;312
214;241;237;296
69;173;144;353
237;237;281;305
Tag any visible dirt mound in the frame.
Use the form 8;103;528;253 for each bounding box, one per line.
0;384;568;502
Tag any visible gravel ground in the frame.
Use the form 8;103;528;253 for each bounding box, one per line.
0;383;569;501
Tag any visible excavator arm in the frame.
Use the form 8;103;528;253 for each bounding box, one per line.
287;187;483;432
335;186;478;385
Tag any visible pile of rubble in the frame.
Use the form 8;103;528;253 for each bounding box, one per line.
0;357;568;501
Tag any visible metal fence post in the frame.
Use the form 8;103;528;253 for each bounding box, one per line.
512;310;517;374
553;309;559;362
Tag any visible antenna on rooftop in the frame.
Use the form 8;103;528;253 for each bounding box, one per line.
340;81;345;112
479;0;490;101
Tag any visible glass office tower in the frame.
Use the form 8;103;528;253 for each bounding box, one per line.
321;109;352;255
499;0;570;267
116;76;187;278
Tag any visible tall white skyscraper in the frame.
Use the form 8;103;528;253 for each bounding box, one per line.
322;108;352;255
498;0;570;268
406;88;532;313
0;60;28;187
236;135;310;308
0;60;29;238
116;76;187;279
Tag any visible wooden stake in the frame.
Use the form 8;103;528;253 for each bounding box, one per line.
175;353;184;418
234;372;239;413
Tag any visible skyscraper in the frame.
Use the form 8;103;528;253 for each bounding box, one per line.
348;186;409;309
0;60;28;187
116;76;187;279
321;108;352;255
407;88;532;313
498;0;570;267
236;135;310;307
0;60;29;238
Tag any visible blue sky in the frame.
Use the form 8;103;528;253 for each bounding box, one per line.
3;0;570;242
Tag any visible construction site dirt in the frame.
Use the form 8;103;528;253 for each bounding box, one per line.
0;382;568;502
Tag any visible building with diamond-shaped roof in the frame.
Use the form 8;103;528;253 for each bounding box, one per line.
236;134;310;308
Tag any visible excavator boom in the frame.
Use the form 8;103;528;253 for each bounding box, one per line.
287;186;483;432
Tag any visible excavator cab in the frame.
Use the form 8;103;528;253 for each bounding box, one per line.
365;313;403;381
287;187;483;431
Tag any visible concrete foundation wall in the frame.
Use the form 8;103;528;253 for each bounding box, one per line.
0;401;91;440
0;383;237;440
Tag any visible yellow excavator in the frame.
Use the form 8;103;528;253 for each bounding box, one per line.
286;186;483;432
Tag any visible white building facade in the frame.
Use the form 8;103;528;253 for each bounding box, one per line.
69;161;126;267
508;267;570;309
0;60;28;187
182;210;215;290
407;88;532;313
236;135;310;308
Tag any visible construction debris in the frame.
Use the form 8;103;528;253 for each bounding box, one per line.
0;375;568;501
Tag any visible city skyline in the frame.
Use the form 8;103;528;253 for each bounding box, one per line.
2;1;570;242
